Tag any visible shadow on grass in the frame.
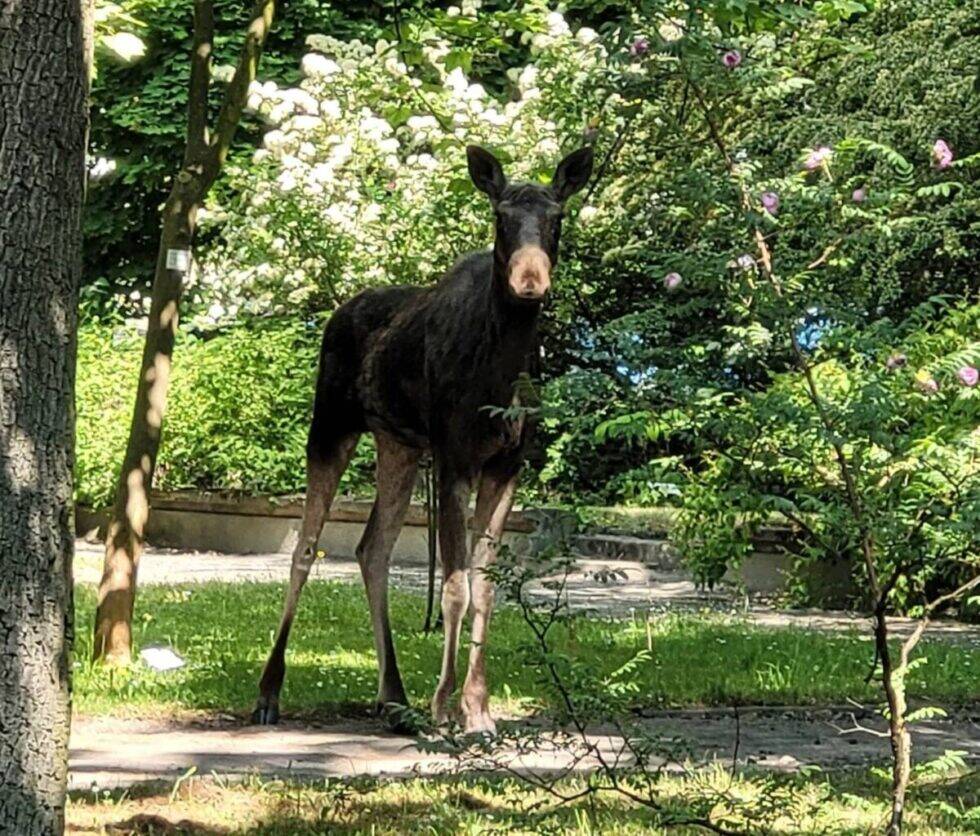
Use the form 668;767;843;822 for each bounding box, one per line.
71;771;980;835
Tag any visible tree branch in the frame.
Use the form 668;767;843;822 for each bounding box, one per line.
186;0;215;163
204;0;277;183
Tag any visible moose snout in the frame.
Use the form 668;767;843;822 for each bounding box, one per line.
507;245;551;300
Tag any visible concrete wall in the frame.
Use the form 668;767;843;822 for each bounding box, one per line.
75;493;531;563
75;491;855;604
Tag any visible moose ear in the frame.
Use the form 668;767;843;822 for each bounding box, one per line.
552;145;594;201
467;145;507;201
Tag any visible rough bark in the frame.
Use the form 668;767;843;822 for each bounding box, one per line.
0;0;89;831
92;0;277;662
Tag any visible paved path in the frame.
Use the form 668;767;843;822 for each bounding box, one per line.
74;541;980;644
69;707;980;791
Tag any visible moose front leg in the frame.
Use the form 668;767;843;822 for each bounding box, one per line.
431;469;472;725
460;455;520;734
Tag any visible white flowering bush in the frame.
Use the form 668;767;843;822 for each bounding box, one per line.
193;5;609;326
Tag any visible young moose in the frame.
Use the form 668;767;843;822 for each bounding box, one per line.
253;144;594;733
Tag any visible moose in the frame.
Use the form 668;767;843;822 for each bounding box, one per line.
252;144;594;733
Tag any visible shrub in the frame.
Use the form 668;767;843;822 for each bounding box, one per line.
75;319;376;507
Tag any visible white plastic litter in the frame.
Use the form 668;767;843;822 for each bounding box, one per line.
139;646;186;672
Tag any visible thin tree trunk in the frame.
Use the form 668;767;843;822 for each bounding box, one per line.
92;0;277;663
92;190;198;660
874;608;910;835
0;0;89;829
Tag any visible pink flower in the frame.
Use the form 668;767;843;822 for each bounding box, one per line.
385;179;397;191
957;366;978;387
722;50;742;68
915;374;939;395
663;272;682;290
804;146;833;171
885;353;907;371
852;187;867;203
932;139;953;169
629;37;650;57
761;191;779;214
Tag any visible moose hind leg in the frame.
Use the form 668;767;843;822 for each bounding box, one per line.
431;470;472;725
461;455;520;734
357;433;420;713
252;432;358;724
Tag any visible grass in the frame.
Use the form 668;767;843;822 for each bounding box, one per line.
72;580;979;718
66;767;980;834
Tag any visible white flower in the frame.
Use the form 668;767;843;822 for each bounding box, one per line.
377;137;400;154
277;171;297;192
384;57;407;76
289;114;322;133
576;27;599;45
530;33;552;52
480;107;507;126
578;205;598;224
546;11;570;37
517;66;538;92
262;129;286;151
444;67;469;94
310;163;334;185
446;5;461;16
102;32;146;63
88;156;117;181
359;115;392;140
268;103;293;124
406;115;432;134
658;19;684;42
330;139;354;166
284;88;319;115
320;99;342;120
301;53;340;78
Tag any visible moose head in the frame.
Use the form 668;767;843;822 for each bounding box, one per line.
467;145;594;302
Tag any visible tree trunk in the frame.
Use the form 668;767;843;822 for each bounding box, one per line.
92;0;277;663
875;609;912;836
0;0;89;830
92;187;199;661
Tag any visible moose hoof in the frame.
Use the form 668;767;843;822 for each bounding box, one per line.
251;698;280;725
463;711;497;736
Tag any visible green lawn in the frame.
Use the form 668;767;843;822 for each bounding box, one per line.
73;580;979;718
